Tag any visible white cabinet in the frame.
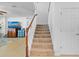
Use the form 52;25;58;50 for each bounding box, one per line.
0;11;7;46
0;12;7;37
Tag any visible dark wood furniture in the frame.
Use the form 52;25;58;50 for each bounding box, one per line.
7;28;17;38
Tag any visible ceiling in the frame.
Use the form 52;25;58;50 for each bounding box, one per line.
0;2;35;17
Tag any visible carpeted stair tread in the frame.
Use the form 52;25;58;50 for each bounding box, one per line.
34;34;51;36
34;34;51;38
32;42;52;46
34;35;51;38
32;44;53;49
35;31;50;34
31;48;53;52
30;25;54;56
30;48;53;56
35;29;49;31
37;24;48;26
33;38;52;43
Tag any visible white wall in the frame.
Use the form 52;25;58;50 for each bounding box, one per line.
36;2;49;24
48;2;55;52
48;2;79;56
48;2;61;56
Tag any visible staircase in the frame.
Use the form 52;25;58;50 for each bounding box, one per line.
30;25;54;57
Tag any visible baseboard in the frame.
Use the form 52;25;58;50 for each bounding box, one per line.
55;52;79;56
53;52;61;56
60;52;79;56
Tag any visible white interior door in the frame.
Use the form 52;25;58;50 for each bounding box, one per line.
60;8;79;55
60;8;79;32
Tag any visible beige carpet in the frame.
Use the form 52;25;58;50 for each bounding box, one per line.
30;25;54;57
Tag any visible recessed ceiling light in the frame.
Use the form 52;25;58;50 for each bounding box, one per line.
12;5;16;7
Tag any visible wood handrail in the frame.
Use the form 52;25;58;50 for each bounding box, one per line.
26;14;37;57
27;14;37;31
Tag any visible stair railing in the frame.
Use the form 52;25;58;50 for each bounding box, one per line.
26;14;37;57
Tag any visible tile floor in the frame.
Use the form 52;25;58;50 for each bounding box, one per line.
0;38;26;57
